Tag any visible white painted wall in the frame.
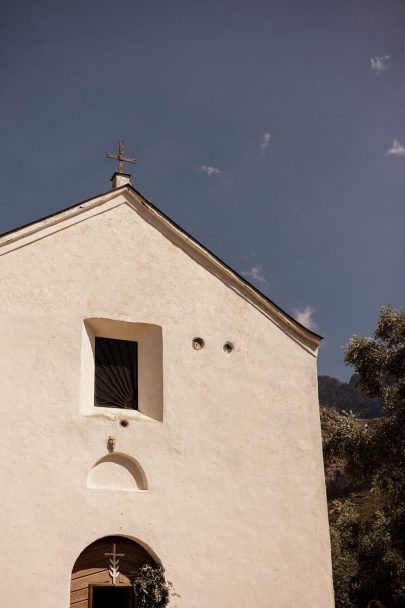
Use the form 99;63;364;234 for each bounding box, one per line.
0;189;334;607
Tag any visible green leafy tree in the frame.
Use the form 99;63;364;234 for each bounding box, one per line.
133;564;178;608
324;306;405;607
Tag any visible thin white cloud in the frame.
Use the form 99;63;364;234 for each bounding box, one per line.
242;265;267;285
293;305;318;331
386;139;405;158
198;165;222;177
370;55;390;75
260;131;271;154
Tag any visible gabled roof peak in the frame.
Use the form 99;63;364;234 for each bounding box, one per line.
0;184;322;352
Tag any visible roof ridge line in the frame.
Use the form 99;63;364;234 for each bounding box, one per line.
0;184;322;349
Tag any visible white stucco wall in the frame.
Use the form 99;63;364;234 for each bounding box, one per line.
0;189;334;607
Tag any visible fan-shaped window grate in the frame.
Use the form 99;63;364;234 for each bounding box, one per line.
94;337;138;409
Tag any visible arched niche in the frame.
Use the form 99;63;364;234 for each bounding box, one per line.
87;453;148;492
70;535;156;608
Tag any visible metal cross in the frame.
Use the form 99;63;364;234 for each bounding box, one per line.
106;141;136;174
105;543;125;585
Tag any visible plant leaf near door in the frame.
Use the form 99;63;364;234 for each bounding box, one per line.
133;564;178;608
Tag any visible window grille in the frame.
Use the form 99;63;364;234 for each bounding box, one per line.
94;337;138;409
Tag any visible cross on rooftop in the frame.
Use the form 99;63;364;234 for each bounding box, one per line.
106;141;136;174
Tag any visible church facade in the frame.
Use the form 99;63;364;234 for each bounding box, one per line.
0;172;334;607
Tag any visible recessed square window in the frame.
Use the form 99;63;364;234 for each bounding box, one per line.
81;319;163;420
94;337;138;410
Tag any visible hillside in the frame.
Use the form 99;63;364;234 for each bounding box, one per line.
318;373;382;418
320;406;382;519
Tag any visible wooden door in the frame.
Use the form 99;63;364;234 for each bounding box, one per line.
70;536;154;608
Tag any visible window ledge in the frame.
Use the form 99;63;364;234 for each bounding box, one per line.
83;406;161;423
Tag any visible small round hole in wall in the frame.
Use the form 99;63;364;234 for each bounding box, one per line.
192;337;205;350
223;342;234;354
119;418;129;428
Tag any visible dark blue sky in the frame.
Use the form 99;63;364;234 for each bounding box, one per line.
1;0;404;379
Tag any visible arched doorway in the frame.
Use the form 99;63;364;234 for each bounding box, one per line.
70;535;156;608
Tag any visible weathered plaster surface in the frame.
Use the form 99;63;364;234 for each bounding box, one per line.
0;190;334;606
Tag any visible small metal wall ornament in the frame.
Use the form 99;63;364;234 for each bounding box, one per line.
105;543;125;585
107;436;116;453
